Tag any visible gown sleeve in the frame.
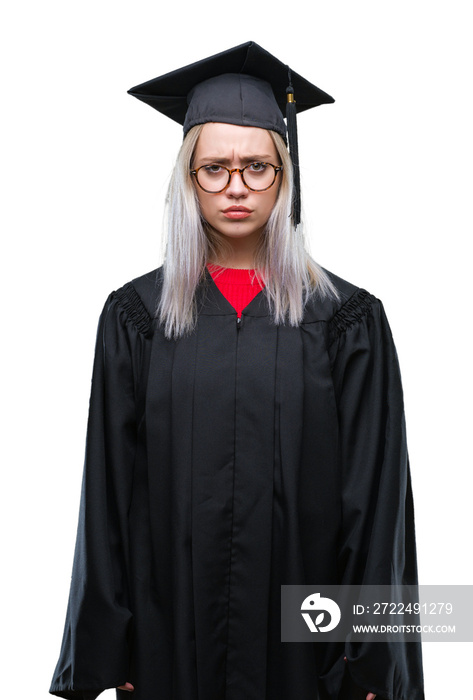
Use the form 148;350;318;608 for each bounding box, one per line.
49;285;150;700
328;290;425;700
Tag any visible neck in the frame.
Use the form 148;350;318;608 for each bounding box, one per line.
208;228;262;269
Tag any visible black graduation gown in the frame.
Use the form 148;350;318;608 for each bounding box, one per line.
49;267;425;700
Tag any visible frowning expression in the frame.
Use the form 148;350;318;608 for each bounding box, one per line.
192;122;281;243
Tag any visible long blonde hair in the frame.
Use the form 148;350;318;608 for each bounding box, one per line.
157;124;339;339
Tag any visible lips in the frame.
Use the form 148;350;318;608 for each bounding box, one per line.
222;206;252;220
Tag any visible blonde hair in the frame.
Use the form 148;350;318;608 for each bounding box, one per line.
158;124;339;339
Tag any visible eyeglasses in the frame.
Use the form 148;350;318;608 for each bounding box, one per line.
190;162;283;194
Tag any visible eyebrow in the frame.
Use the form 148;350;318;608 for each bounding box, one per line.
197;155;275;165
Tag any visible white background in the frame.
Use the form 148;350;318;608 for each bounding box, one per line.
1;1;472;698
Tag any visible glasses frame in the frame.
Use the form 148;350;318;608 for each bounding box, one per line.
190;162;283;194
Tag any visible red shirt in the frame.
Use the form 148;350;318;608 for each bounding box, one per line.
207;264;265;318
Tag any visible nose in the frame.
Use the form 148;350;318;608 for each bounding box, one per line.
225;169;248;197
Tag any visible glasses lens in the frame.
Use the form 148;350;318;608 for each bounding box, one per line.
196;165;230;193
242;163;276;191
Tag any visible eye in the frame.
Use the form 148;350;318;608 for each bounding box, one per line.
248;162;268;172
204;164;224;174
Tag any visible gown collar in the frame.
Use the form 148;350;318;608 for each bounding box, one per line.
197;266;269;317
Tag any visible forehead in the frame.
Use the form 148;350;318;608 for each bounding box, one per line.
194;122;277;159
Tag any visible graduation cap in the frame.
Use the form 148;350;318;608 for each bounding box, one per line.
128;41;334;227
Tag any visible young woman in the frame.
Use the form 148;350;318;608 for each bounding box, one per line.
49;42;424;700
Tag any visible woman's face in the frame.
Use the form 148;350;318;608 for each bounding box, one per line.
192;122;281;243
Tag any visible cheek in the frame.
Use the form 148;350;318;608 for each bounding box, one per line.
196;192;217;220
261;190;279;217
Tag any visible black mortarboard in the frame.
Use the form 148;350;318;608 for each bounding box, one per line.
128;41;334;226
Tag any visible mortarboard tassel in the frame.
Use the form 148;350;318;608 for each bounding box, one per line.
286;68;301;227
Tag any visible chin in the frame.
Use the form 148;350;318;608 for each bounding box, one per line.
214;222;264;240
